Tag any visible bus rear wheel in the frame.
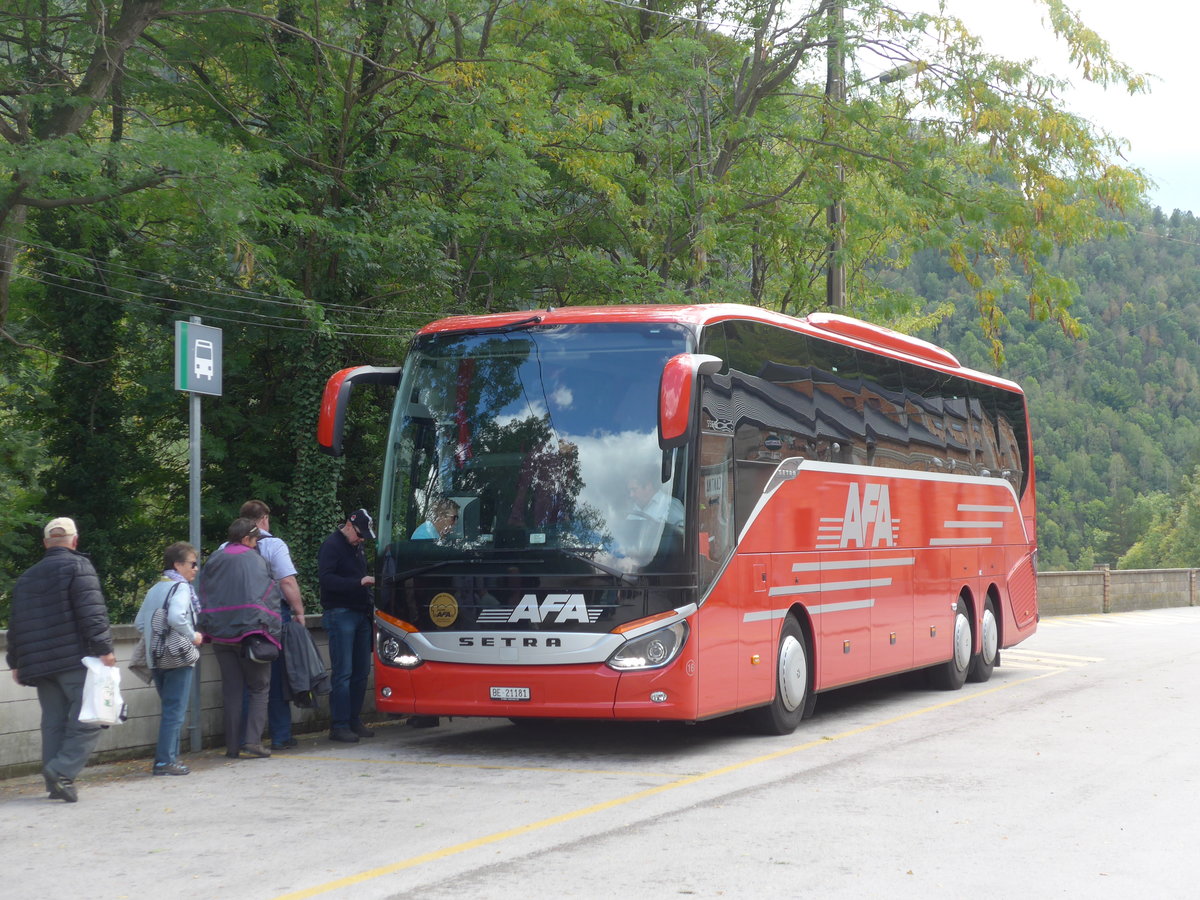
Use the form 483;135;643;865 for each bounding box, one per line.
747;617;811;735
968;598;998;683
928;597;971;691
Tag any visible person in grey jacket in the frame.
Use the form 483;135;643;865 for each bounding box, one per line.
134;542;203;776
197;518;282;760
5;517;116;803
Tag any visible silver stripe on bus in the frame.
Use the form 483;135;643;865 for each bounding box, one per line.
929;537;993;546
744;598;876;623
769;577;892;597
808;599;875;615
957;504;1014;513
743;609;790;623
943;519;1004;529
791;556;915;572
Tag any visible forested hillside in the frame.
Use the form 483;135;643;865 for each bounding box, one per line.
913;208;1200;570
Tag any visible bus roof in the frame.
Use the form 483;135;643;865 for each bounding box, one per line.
417;303;1023;394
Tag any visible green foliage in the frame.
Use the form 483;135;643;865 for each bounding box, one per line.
910;207;1200;570
0;366;47;620
0;0;1173;615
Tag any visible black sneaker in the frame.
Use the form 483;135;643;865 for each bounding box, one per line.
270;737;299;750
329;727;360;743
241;743;272;758
350;722;375;738
42;766;77;803
152;762;190;776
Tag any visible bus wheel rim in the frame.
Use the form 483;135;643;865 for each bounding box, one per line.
778;634;806;712
981;606;998;663
953;609;971;670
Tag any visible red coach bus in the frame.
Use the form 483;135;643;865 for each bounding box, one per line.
318;304;1037;734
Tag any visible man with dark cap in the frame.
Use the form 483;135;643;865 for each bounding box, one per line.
318;509;377;743
6;517;116;802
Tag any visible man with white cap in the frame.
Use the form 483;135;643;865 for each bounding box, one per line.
318;509;377;743
6;517;116;802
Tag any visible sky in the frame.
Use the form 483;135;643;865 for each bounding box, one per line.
933;0;1200;215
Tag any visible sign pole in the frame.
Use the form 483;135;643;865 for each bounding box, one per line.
174;314;222;753
187;315;203;753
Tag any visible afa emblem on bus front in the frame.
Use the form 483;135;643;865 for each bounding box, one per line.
429;593;459;628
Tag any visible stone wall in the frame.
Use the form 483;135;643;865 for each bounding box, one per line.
1037;567;1197;616
0;624;356;781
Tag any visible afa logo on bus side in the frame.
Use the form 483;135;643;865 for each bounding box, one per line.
837;483;897;548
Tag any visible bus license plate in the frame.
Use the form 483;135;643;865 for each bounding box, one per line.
490;686;531;701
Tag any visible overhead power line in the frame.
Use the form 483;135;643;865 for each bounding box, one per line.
13;237;439;323
18;265;419;338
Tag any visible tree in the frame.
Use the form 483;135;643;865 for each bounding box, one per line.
1;0;167;332
0;0;1163;609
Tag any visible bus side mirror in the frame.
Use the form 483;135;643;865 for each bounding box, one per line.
659;354;723;450
318;366;403;456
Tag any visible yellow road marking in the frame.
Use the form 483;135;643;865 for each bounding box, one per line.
1002;662;1075;671
273;669;1058;900
297;755;686;778
1008;652;1099;667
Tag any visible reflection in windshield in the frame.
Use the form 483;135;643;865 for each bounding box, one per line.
381;323;692;577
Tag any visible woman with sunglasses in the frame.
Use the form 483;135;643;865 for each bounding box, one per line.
134;541;204;776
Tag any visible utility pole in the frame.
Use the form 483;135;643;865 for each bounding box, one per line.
826;0;846;309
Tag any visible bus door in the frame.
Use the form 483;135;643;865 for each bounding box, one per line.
695;423;742;717
737;553;775;710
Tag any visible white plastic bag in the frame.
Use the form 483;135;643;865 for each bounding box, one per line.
79;656;126;726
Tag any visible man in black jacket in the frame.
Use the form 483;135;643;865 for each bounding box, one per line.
318;509;376;743
6;517;116;802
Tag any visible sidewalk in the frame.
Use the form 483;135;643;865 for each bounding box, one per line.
0;716;445;900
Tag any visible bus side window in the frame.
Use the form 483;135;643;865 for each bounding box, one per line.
861;353;909;469
971;390;1002;477
994;391;1028;493
698;429;734;591
943;391;971;473
901;364;948;472
809;337;865;465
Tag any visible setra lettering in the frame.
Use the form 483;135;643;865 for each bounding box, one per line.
458;637;564;648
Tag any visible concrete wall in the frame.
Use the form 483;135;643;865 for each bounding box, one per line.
3;566;1197;778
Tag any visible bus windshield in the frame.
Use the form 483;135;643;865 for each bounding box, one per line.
380;321;693;593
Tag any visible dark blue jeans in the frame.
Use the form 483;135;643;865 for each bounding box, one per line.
152;665;194;767
324;607;372;730
268;606;293;743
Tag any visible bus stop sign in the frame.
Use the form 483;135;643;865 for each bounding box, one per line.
175;321;223;396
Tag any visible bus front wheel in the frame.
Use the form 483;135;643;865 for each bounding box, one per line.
929;597;971;691
747;617;811;735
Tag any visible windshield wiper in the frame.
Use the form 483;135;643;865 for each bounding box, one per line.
390;558;469;581
390;552;549;582
453;315;543;337
556;547;637;585
390;545;636;584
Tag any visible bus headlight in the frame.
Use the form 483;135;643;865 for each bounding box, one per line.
606;621;689;671
376;632;422;669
